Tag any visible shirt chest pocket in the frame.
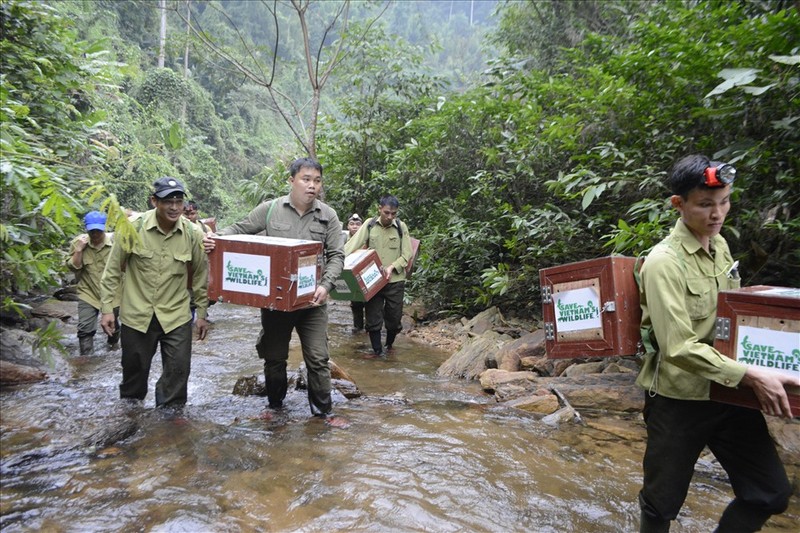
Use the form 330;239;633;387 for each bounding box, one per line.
172;252;192;276
270;221;292;235
386;235;399;250
309;221;327;241
685;277;715;321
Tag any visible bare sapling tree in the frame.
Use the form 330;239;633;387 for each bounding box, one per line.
177;0;389;158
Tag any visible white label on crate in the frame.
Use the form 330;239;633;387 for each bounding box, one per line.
736;326;800;378
222;252;270;296
361;261;383;289
555;287;602;332
297;255;317;297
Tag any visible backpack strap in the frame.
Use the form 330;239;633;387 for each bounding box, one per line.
265;200;277;236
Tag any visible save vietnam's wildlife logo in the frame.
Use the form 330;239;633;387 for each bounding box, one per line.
225;260;268;287
556;299;600;323
738;335;800;373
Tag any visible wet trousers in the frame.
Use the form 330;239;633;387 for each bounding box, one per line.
365;281;405;339
350;301;365;330
119;316;193;408
256;305;332;416
639;394;791;532
77;300;119;343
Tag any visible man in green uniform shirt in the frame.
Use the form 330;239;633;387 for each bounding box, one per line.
100;177;209;408
345;195;413;357
203;158;347;427
636;154;794;532
66;210;120;355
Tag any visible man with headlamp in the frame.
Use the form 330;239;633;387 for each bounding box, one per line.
635;154;794;532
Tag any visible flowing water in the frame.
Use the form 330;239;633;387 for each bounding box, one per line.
1;301;798;532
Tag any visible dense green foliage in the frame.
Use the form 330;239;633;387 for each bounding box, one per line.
0;0;121;299
328;0;799;317
1;0;797;324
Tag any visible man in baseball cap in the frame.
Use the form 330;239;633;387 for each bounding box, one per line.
100;175;209;408
66;211;120;355
152;176;186;199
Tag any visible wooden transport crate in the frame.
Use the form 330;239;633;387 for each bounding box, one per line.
710;285;800;416
540;256;641;359
406;237;420;279
330;249;387;302
208;235;322;311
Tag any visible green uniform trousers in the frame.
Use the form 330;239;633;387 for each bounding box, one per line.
78;300;119;342
119;316;193;408
256;305;332;416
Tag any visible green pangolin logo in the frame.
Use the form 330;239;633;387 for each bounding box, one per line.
738;335;800;372
362;267;381;286
225;260;268;287
556;298;600;322
298;273;315;290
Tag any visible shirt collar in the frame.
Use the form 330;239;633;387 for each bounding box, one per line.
143;209;184;235
283;194;320;215
673;219;724;256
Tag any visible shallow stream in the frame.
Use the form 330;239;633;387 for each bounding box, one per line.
1;301;797;532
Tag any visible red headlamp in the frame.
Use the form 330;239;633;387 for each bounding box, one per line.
703;164;736;188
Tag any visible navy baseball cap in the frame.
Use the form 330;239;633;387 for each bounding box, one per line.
153;177;186;199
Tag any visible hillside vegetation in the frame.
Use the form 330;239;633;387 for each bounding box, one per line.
1;0;797;323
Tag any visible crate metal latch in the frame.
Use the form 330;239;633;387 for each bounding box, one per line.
544;322;555;341
715;317;731;341
542;286;552;304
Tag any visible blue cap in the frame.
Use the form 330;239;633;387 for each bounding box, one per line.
84;211;107;232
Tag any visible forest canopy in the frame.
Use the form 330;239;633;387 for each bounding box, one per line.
1;0;798;321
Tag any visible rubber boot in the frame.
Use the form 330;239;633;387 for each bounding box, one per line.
369;330;383;356
639;511;670;533
385;330;397;351
79;336;94;356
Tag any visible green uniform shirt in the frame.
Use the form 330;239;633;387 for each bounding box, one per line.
636;219;745;400
217;195;345;293
100;210;209;333
67;233;119;309
344;217;413;283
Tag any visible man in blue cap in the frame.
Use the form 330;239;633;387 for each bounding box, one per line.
66;211;120;355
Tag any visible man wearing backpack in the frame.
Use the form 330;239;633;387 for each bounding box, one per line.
99;177;209;409
345;195;413;357
203;158;348;427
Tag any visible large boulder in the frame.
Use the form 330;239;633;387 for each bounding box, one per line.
437;331;511;380
0;359;47;384
495;330;546;371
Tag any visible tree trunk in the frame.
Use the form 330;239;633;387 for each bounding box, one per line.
181;0;190;124
158;0;167;68
183;1;190;77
